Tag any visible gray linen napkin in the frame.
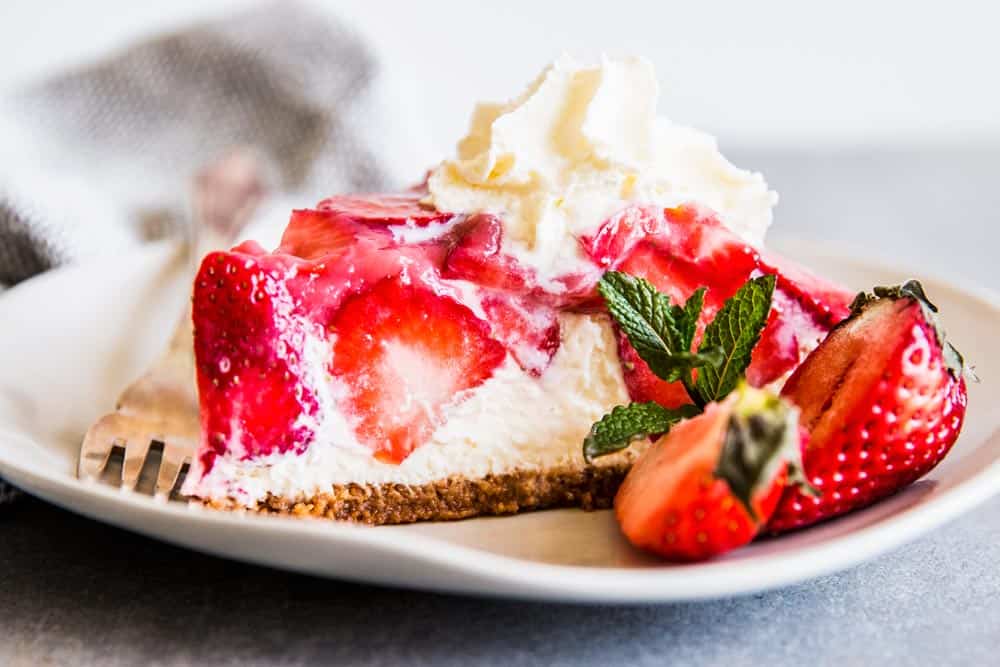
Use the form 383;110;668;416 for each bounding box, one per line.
0;2;430;504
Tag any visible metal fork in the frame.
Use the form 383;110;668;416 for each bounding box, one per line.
78;150;264;498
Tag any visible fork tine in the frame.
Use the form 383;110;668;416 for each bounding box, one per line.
155;442;189;499
121;435;153;491
79;414;125;479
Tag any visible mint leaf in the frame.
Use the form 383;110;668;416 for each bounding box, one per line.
598;272;718;384
694;274;776;405
678;287;706;351
583;402;701;462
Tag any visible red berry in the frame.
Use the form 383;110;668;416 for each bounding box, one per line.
444;213;601;308
615;387;801;561
616;332;694;409
479;294;560;377
768;283;968;532
315;193;453;227
444;213;537;293
580;205;664;269
329;275;507;463
192;251;319;472
278;208;386;262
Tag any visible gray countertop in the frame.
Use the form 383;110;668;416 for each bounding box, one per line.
3;147;999;666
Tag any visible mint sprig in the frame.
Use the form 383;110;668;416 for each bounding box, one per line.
584;271;777;460
598;274;722;388
693;274;777;405
583;402;701;463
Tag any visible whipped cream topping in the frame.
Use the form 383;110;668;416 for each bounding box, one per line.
426;55;777;280
187;313;636;503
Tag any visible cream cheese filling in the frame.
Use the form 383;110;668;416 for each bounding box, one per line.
187;313;634;503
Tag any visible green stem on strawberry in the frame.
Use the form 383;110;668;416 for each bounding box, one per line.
681;373;704;410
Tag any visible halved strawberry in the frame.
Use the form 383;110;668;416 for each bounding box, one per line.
768;281;968;532
315;193;454;227
192;251;318;473
329;276;507;463
615;385;804;561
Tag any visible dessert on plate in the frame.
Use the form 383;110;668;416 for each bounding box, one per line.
181;56;967;547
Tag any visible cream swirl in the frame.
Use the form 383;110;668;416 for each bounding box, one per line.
426;55;777;281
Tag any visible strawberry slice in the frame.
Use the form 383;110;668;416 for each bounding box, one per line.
192;251;319;473
329;276;507;463
760;251;853;328
769;282;968;532
580;205;664;269
276;207;459;326
444;213;537;293
444;213;601;308
615;386;803;561
316;193;453;227
584;204;759;291
479;294;560;376
277;208;385;261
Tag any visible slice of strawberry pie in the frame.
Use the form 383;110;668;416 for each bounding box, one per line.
181;56;854;524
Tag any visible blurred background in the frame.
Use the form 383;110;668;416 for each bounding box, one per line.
2;0;997;285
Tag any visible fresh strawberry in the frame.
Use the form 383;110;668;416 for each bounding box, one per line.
315;193;453;227
768;281;968;532
329;276;507;463
587;272;811;560
615;386;804;561
192;251;319;473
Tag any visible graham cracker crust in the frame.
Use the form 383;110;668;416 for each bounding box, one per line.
203;464;631;525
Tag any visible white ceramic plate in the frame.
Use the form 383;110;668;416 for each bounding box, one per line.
1;241;998;603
